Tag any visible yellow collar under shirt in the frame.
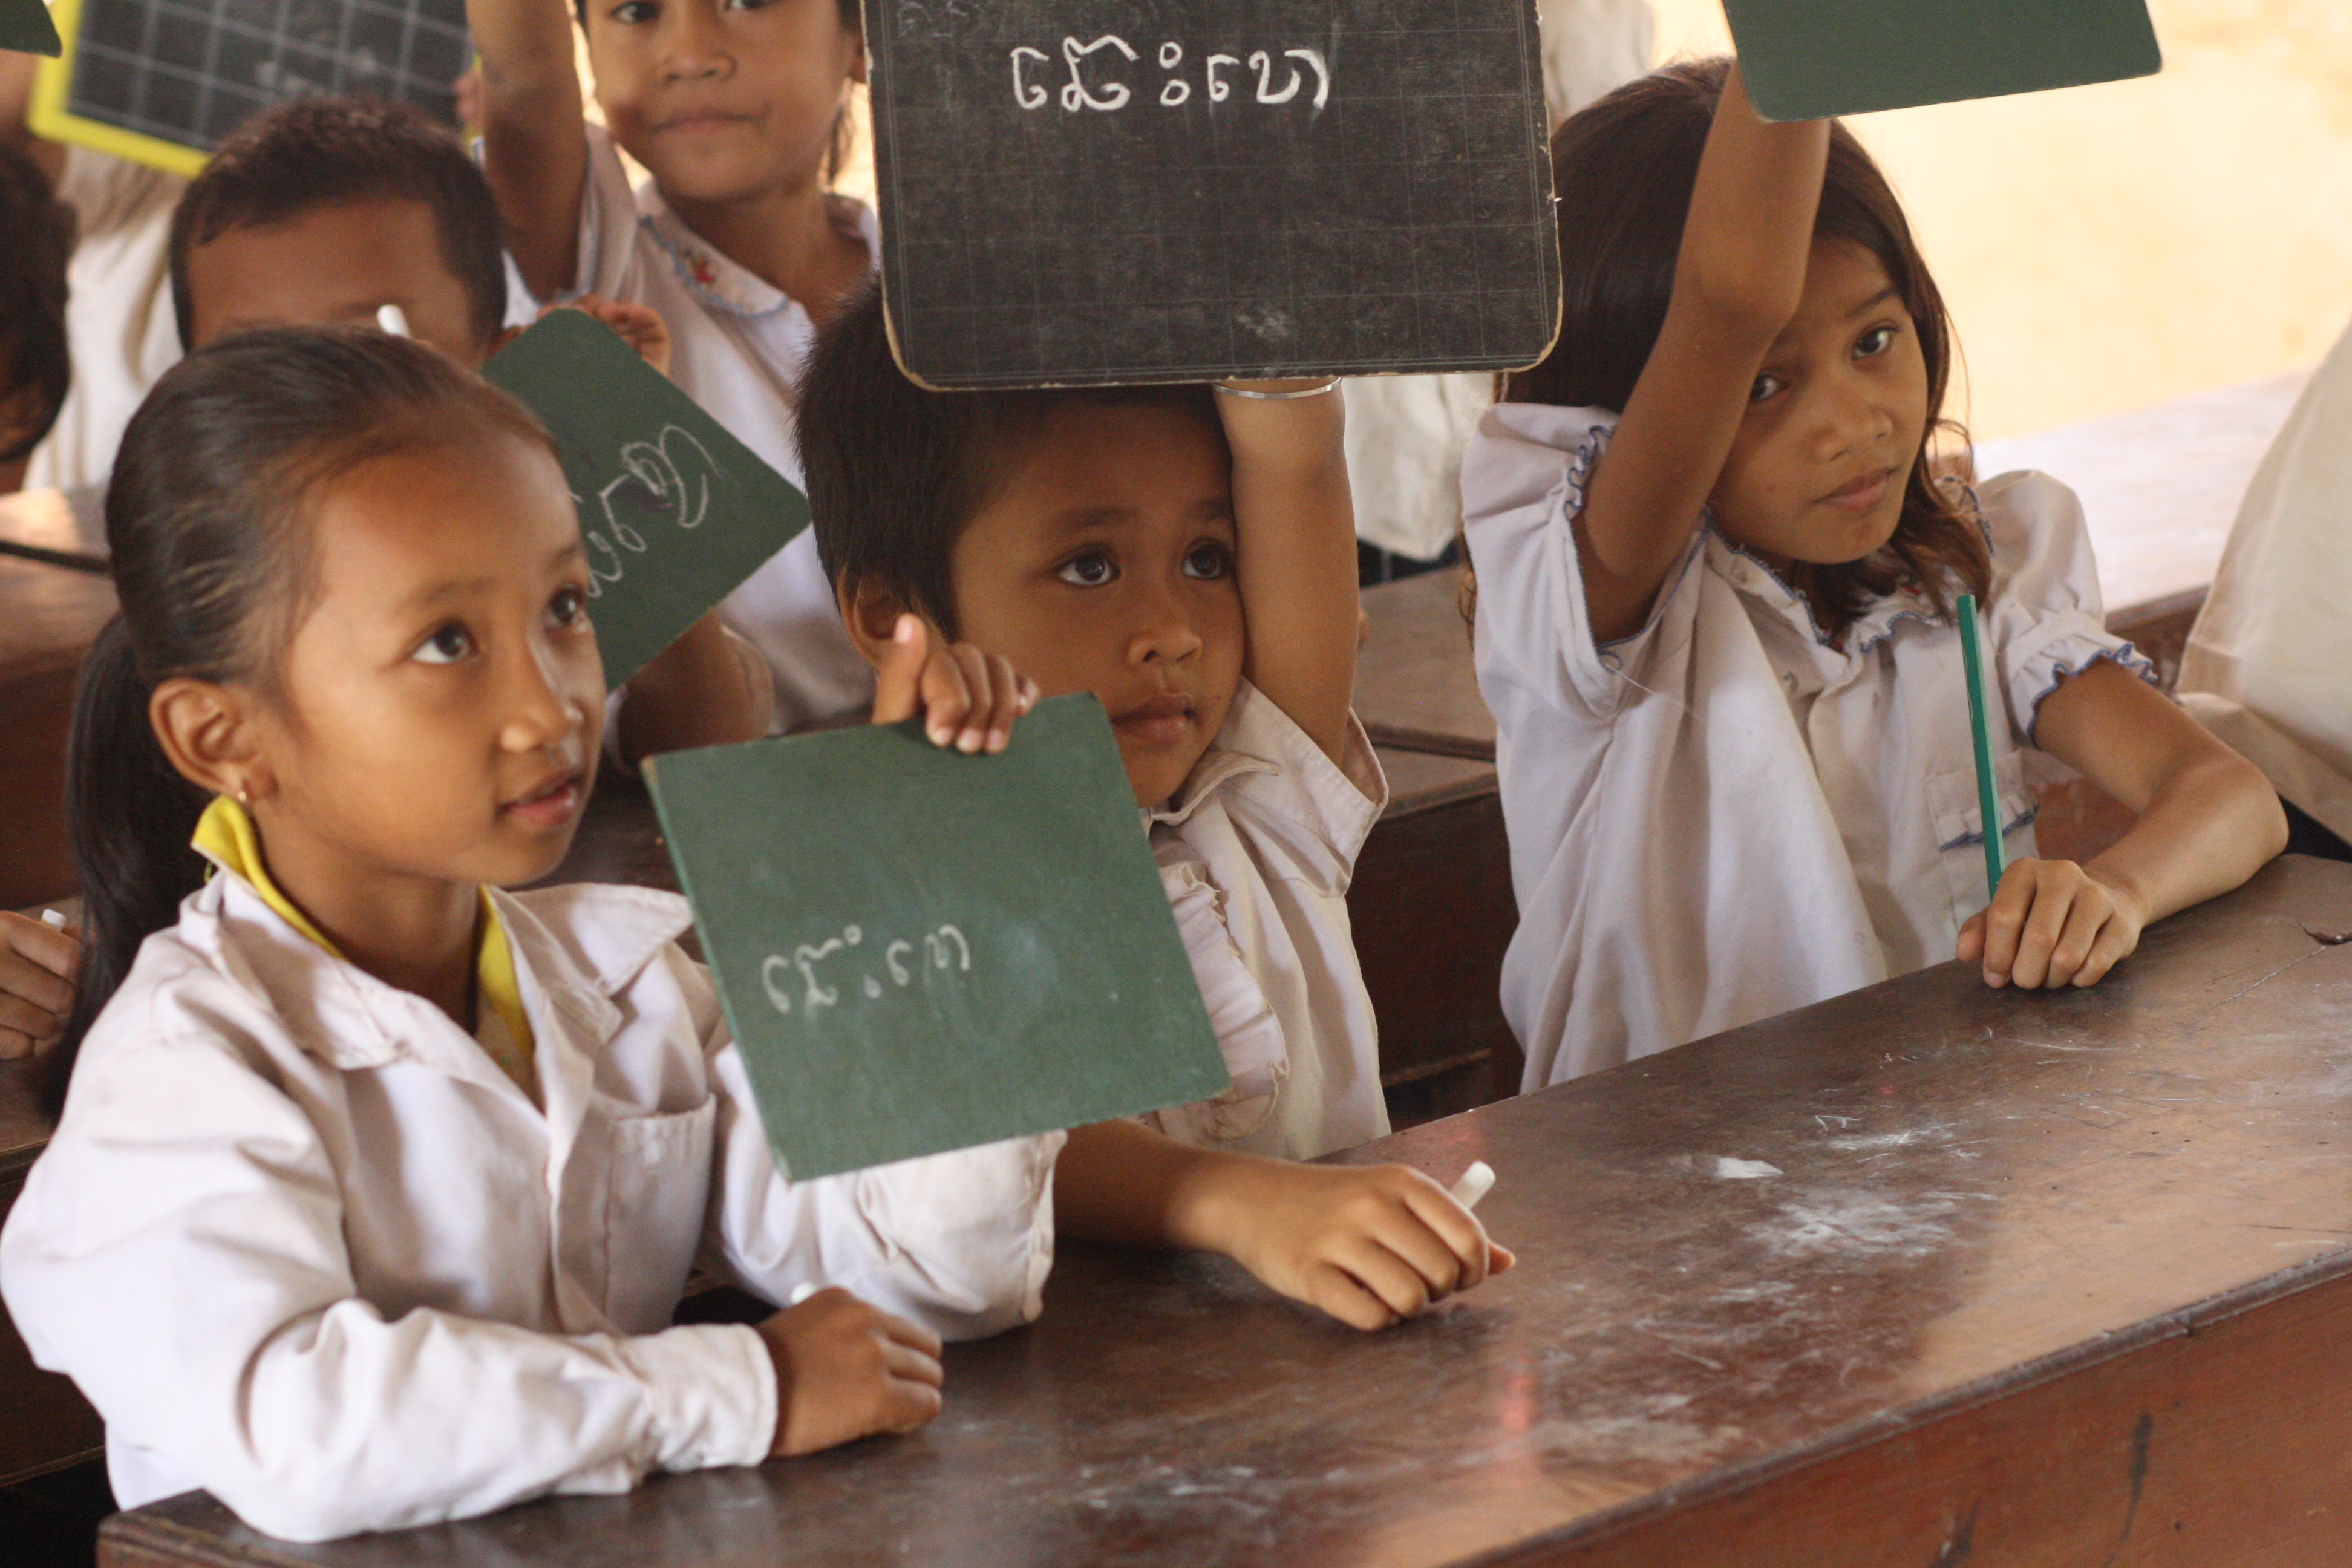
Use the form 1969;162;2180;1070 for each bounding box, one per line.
192;796;538;1098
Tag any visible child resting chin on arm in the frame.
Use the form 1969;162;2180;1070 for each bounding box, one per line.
799;285;1510;1333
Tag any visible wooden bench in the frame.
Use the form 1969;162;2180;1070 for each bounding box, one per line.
94;856;2352;1567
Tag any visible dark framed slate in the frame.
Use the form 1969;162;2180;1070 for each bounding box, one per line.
866;0;1560;387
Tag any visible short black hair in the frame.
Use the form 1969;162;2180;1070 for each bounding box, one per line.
799;281;1221;640
0;140;76;463
168;96;507;353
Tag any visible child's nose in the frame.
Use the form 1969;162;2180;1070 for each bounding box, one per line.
501;641;587;752
659;3;732;77
1811;372;1895;460
1128;584;1205;667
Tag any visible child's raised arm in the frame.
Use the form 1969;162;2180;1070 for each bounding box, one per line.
1214;379;1359;766
1576;65;1828;644
466;0;590;301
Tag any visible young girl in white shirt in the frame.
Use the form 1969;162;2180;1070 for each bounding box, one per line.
1465;59;2285;1088
466;0;877;731
0;327;1056;1541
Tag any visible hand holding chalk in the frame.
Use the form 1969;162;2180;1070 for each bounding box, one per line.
1448;1160;1496;1211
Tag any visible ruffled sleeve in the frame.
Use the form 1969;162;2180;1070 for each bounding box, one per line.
1462;403;1707;722
1976;469;2156;743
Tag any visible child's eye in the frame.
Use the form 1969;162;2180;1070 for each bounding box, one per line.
1855;325;1897;359
1055;549;1117;587
1748;373;1785;403
413;622;475;665
548;586;589;627
1181;541;1233;580
609;0;656;22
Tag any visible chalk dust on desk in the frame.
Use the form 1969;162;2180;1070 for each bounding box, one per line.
1749;1189;1964;1261
1711;1157;1783;1180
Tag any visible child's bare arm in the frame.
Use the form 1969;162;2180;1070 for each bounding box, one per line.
1215;380;1359;765
1576;65;1828;644
466;0;589;301
1055;1119;1511;1331
1958;661;2287;988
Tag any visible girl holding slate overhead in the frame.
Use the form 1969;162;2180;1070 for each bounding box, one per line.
1;328;1062;1542
1463;57;2285;1088
468;0;877;734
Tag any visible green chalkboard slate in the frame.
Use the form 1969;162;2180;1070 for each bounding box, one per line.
645;694;1229;1180
2;0;61;56
483;310;809;688
1723;0;2160;122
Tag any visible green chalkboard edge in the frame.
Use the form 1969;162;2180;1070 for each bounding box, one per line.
28;0;207;173
1;0;62;58
863;0;1563;394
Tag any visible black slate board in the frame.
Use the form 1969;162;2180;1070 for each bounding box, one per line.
32;0;466;174
867;0;1559;388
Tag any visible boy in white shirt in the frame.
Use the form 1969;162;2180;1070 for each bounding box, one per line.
799;285;1506;1334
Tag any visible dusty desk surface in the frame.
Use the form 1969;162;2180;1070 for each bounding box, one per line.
101;856;2352;1567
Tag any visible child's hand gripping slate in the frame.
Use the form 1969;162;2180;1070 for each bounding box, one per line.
756;1287;946;1456
1204;1159;1516;1333
872;613;1038;754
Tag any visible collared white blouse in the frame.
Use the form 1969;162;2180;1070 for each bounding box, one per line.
1;874;1059;1541
1464;403;2151;1089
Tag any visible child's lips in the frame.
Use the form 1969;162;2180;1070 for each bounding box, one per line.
1114;694;1195;747
502;769;584;829
1817;467;1896;513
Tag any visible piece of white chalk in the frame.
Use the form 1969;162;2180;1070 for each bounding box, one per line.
375;304;411;338
787;1282;820;1307
1448;1160;1496;1211
41;909;67;930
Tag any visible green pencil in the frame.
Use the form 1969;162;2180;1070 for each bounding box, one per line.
1956;592;2005;901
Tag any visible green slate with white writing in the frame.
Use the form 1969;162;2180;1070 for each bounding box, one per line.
1722;0;2160;123
645;694;1229;1180
2;0;61;55
482;310;807;687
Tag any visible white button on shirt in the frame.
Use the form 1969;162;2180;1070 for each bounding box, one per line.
1141;683;1391;1160
557;125;877;732
0;874;1060;1542
1464;403;2152;1089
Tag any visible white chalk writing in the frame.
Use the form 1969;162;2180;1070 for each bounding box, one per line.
575;425;716;599
760;923;974;1019
1013;37;1330;114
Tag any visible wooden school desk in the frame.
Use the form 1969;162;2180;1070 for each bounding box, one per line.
94;855;2352;1567
0;489;114;912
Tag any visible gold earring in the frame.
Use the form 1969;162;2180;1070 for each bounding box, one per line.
235;781;251;806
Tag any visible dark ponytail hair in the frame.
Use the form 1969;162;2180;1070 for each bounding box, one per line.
1501;57;1989;641
51;327;552;1111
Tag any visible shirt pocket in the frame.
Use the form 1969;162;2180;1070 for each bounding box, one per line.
601;1099;718;1332
1926;753;2037;924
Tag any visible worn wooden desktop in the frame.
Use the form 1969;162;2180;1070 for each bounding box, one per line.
94;855;2352;1567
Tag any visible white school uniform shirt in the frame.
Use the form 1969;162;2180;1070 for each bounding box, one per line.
555;124;875;731
1140;682;1391;1160
0;871;1060;1543
1463;404;2152;1088
2177;318;2352;843
22;146;183;497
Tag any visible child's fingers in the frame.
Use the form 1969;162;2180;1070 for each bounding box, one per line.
2036;893;2113;989
877;1373;946;1434
1955;909;1986;964
0;946;76;1019
0;994;63;1055
943;645;1002;753
1333;1235;1436;1319
878;1310;944;1363
1391;1178;1493;1292
880;1335;945;1391
1976;860;2045;986
1487;1241;1518;1274
917;644;983;747
2008;874;2085;991
1304;1261;1399;1332
2;912;81;983
870;615;930;727
975;653;1032;753
2071;917;2138;988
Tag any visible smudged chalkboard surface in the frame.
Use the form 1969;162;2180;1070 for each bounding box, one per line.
50;0;465;167
867;0;1559;387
